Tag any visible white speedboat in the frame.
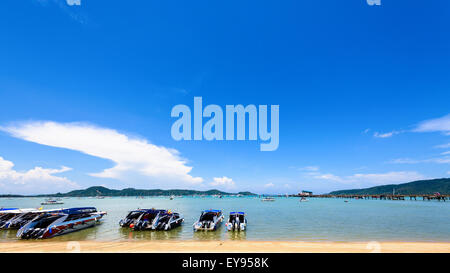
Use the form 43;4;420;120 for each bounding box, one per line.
17;207;106;239
41;198;64;205
119;209;183;231
193;209;224;231
0;208;36;228
0;208;65;229
225;212;247;231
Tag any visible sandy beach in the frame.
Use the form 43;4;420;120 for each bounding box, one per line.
0;241;449;253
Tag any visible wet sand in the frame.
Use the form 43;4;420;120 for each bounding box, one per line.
0;241;449;253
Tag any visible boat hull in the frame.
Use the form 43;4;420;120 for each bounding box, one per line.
18;212;106;239
193;216;224;231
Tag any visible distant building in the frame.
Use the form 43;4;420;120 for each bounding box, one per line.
300;190;313;196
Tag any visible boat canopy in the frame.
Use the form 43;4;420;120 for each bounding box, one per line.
130;209;167;214
0;208;19;211
204;209;221;213
61;207;97;215
229;212;245;215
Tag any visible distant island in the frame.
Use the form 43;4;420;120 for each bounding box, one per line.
329;178;450;195
0;186;257;198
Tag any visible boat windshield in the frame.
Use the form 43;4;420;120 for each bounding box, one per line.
141;211;159;221
126;211;144;219
0;213;17;221
229;214;245;222
200;212;217;221
64;213;92;222
32;215;63;229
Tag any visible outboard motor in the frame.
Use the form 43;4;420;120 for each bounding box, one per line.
235;217;240;231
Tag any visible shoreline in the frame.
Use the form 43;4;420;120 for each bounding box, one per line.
1;240;449;253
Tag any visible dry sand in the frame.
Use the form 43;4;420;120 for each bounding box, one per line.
0;240;449;253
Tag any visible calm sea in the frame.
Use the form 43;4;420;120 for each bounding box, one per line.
1;196;449;242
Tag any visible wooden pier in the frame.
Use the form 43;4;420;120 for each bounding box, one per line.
290;194;449;201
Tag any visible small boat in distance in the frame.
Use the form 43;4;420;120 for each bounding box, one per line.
17;207;106;239
299;197;308;202
119;209;183;230
193;209;224;231
261;197;275;202
226;212;247;231
41;198;64;205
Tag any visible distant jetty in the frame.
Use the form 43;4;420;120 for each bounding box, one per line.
328;178;450;195
287;178;450;201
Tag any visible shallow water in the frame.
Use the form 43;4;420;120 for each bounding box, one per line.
1;196;449;242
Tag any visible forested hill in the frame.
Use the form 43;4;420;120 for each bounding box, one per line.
329;178;450;195
13;186;257;197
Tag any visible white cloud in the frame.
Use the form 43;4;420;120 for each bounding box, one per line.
66;0;81;6
441;151;450;155
348;171;425;184
373;131;401;138
414;114;450;133
299;166;319;171
264;183;275;188
0;156;79;194
388;157;450;164
307;170;426;186
388;158;422;164
363;128;370;134
1;121;203;187
312;173;343;182
210;176;236;189
447;171;450;175
435;143;450;149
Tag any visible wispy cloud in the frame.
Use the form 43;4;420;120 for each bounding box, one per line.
210;176;236;189
373;130;401;138
435;143;450;149
388;157;450;164
413;114;450;134
66;0;81;6
371;114;450;139
36;0;87;24
306;170;426;186
0;156;79;194
312;173;343;182
264;183;275;188
1;121;203;187
299;166;320;171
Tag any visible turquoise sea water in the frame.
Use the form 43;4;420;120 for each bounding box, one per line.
1;196;449;242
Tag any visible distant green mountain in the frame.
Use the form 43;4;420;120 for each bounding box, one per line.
329;178;450;195
8;186;256;197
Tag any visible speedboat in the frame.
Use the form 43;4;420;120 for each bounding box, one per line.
193;209;224;231
17;207;106;239
261;197;275;201
0;208;36;228
0;208;65;229
41;198;64;205
225;212;247;231
119;209;183;231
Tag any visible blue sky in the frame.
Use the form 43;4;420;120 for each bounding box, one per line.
0;0;449;194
